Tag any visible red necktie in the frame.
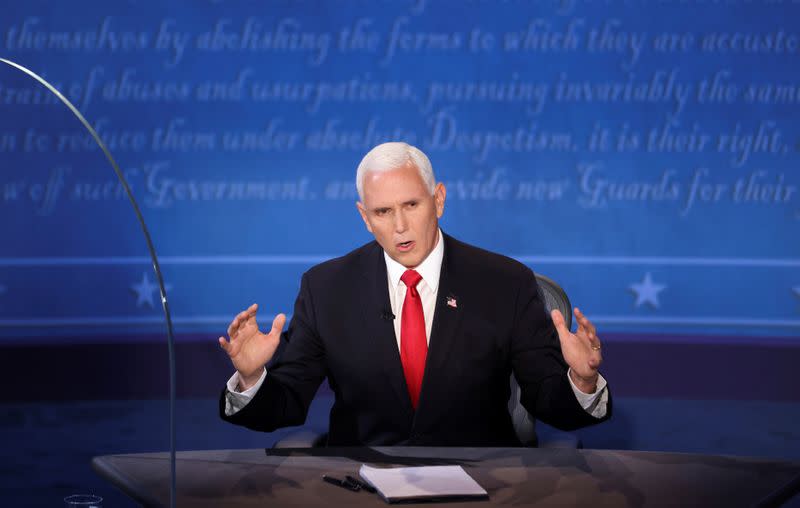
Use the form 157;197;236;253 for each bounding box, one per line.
400;269;427;410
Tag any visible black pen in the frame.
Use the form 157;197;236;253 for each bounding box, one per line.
347;475;376;493
323;474;360;492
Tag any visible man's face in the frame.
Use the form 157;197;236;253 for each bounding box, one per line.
357;163;446;268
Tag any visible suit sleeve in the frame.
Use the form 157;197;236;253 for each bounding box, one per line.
510;267;612;431
219;271;328;432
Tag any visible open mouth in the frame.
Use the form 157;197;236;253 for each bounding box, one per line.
397;240;415;252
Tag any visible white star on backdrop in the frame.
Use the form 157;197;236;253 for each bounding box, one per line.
130;272;172;309
629;272;667;309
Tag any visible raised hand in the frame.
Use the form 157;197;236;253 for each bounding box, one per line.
218;303;286;390
551;307;602;393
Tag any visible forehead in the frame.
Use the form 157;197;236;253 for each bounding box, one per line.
362;164;430;205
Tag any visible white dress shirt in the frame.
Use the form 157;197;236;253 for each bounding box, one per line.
384;228;445;348
226;229;608;419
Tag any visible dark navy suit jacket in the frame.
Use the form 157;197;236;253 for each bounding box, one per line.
220;233;610;446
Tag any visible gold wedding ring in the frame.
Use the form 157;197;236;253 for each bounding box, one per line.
591;345;602;351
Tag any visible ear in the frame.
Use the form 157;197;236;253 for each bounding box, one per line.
356;201;373;233
433;183;446;218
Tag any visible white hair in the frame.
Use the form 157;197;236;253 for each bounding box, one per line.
356;142;436;201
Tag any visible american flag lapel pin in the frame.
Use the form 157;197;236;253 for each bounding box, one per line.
446;295;458;309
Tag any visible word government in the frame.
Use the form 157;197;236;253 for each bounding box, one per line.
144;163;312;208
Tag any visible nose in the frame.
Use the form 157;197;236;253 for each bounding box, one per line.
394;209;408;233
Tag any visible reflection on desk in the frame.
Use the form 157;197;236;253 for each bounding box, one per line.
92;446;800;507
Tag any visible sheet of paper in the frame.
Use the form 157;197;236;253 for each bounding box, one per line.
359;464;488;503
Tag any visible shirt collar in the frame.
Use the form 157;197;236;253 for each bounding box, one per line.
384;229;444;292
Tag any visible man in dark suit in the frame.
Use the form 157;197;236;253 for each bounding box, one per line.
219;142;609;446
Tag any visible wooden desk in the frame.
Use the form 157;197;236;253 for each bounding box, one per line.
92;447;800;507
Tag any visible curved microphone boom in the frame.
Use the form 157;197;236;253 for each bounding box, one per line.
0;58;178;508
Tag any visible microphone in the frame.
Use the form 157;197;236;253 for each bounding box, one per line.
381;309;395;321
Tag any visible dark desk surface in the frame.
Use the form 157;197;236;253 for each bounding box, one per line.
92;447;800;507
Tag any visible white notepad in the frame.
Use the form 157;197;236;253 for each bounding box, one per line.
359;464;488;503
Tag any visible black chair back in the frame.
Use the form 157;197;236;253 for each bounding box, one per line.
508;273;574;446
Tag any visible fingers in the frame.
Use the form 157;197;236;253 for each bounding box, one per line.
574;307;595;334
575;308;597;338
550;309;569;336
270;313;287;336
575;307;601;350
227;304;259;339
218;336;229;352
227;310;246;339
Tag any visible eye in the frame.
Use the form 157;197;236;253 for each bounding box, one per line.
374;208;390;216
406;201;418;209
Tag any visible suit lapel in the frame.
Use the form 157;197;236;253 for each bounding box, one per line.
414;234;464;426
357;244;414;419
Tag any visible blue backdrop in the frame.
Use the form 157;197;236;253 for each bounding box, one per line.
1;0;798;341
